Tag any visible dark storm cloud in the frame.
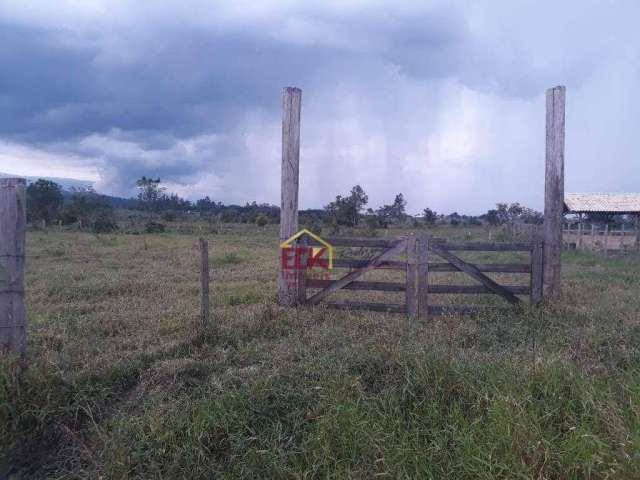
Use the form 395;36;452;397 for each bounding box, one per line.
1;1;639;210
0;4;471;144
0;2;476;198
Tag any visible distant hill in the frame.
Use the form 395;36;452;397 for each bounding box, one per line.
0;172;139;209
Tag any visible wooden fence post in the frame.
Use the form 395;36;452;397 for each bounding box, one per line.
603;224;609;258
636;215;640;252
0;178;27;358
405;235;417;317
199;238;210;326
591;223;596;250
296;236;308;305
577;214;583;250
530;241;543;305
278;87;302;306
417;237;429;321
543;85;565;300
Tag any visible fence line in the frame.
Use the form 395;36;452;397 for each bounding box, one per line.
563;222;640;254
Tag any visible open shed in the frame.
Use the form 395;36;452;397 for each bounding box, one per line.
564;193;640;216
563;193;640;252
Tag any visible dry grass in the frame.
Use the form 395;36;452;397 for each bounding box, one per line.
1;223;640;478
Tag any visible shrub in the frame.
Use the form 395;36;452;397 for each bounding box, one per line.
255;214;268;227
162;212;177;222
91;214;118;233
145;222;166;233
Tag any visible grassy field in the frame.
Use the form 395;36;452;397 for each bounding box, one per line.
2;223;640;478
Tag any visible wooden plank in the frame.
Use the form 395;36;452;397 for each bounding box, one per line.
428;263;531;273
317;238;531;251
543;85;565;299
278;86;302;307
428;285;529;295
429;244;522;305
307;239;408;305
431;241;534;251
417;237;429;321
199;238;210;326
309;237;403;248
306;279;405;291
406;235;417;317
325;301;406;313
333;259;406;270
428;305;512;316
296;235;308;304
530;241;543;305
0;178;27;358
578;214;583;249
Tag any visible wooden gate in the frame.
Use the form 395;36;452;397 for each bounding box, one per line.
302;235;544;319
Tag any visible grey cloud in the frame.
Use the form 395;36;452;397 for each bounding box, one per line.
0;1;639;212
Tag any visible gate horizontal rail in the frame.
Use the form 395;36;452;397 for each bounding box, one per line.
299;235;543;318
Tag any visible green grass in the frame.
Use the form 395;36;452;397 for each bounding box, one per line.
1;223;640;478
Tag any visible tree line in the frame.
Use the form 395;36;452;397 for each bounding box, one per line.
25;177;554;233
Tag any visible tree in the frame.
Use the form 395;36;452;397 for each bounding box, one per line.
376;193;407;226
26;179;64;224
447;212;461;226
483;202;542;225
324;185;369;227
59;187;117;232
423;208;437;225
136;177;165;213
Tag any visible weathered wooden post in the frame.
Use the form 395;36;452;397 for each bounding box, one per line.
278;87;302;306
405;235;417;317
591;223;596;250
577;214;583;250
543;85;565;299
417;237;429;321
530;241;544;305
603;224;609;257
199;238;210;326
635;215;640;252
406;235;432;320
0;178;27;358
296;235;308;305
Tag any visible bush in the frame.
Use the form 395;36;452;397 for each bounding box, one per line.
303;219;323;235
255;214;268;227
162;212;177;222
145;222;166;233
91;214;118;233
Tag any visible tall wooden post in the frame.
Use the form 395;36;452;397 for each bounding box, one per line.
635;215;640;252
199;238;210;327
603;224;609;257
278;87;302;306
543;86;565;299
0;178;27;358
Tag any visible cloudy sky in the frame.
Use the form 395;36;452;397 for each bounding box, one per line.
0;0;638;214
